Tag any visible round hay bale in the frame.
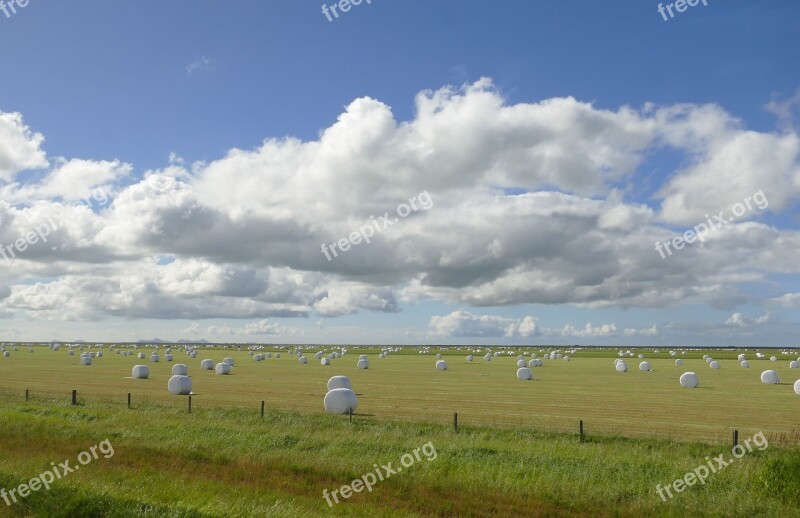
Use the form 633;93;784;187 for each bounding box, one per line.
81;355;92;366
794;379;800;396
200;359;214;370
679;372;699;388
165;354;173;362
327;375;352;391
564;356;571;362
790;361;799;369
741;360;750;368
466;355;474;362
223;357;235;367
638;354;644;359
172;364;188;376
516;359;527;368
770;356;778;362
321;358;331;366
639;361;651;372
761;370;780;384
215;362;231;375
275;353;280;359
516;367;533;380
675;359;683;366
435;360;448;370
709;361;721;369
68;350;75;356
298;356;308;364
2;351;9;358
436;353;442;359
138;353;146;359
323;388;357;415
150;354;160;363
357;359;369;369
738;354;746;361
484;353;492;362
616;361;628;372
168;375;192;395
131;365;150;379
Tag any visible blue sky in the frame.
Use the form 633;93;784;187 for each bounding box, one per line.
1;0;799;346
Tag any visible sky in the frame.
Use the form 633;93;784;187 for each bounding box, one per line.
1;0;799;346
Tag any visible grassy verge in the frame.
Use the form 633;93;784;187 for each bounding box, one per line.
0;398;798;517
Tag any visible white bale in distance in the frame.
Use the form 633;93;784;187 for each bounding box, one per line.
790;361;799;369
564;356;571;362
165;354;173;362
436;353;442;359
172;364;189;376
741;360;750;368
2;351;9;358
738;354;746;361
703;354;710;360
150;354;160;363
223;357;235;367
770;356;778;362
794;379;800;396
314;352;323;359
710;361;720;369
327;375;352;391
705;358;713;364
215;362;231;375
675;359;683;366
679;372;700;388
516;359;527;368
68;350;75;356
466;355;474;362
275;353;280;358
517;367;533;380
761;370;780;384
484;353;492;362
131;365;150;379
638;354;644;359
639;361;651;372
200;359;214;370
138;353;146;359
167;375;192;395
616;361;628;372
357;359;369;369
81;355;92;365
323;388;358;415
321;358;331;366
435;360;448;370
298;356;308;364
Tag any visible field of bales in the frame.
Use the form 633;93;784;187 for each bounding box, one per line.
1;344;799;517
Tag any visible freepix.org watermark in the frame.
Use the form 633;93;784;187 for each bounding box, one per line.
655;431;768;502
1;439;115;506
321;0;372;23
657;0;709;22
321;190;433;262
0;0;31;20
322;441;437;507
654;190;768;259
0;187;110;262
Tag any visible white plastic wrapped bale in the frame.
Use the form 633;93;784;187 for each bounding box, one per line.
81;355;92;366
138;353;146;359
761;370;780;384
675;359;683;366
2;351;9;358
172;364;189;376
68;350;75;356
790;361;799;369
738;354;746;361
484;353;492;362
435;360;448;370
314;352;323;360
638;354;644;359
564;356;571;362
165;354;173;362
150;354;159;363
516;359;527;368
223;357;235;367
517;367;533;380
639;361;651;372
275;353;280;359
200;359;214;370
466;355;474;362
131;365;150;379
327;375;352;391
215;362;231;375
321;358;331;366
710;361;721;369
436;353;442;359
616;361;627;372
531;359;543;367
357;359;369;369
703;354;710;360
299;356;308;364
795;380;800;396
679;372;699;388
324;388;358;415
168;375;192;395
741;360;750;368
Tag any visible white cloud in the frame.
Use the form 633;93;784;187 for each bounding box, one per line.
0;111;48;182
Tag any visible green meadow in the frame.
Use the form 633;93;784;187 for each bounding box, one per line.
0;345;798;516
